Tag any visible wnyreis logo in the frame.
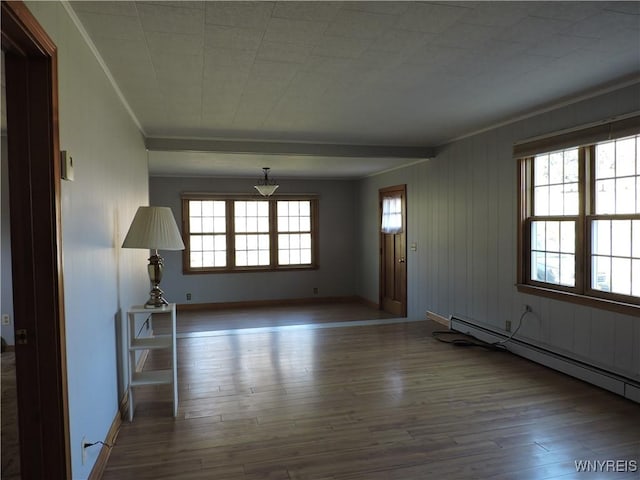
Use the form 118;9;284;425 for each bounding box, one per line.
574;460;638;473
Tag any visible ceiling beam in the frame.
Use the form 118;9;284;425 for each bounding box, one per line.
146;137;433;159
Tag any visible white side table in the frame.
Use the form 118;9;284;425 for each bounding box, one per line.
125;303;177;421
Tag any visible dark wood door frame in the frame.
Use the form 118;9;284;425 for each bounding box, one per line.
379;184;407;317
2;1;70;478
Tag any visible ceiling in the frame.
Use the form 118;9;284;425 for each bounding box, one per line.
55;2;640;176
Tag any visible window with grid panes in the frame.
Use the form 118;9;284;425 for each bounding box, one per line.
188;200;227;268
278;200;313;265
182;195;318;273
517;121;640;313
590;136;640;297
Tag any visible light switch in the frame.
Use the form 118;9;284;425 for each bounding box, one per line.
61;150;74;181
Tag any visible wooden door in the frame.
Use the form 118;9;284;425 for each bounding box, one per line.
2;1;70;478
379;185;407;317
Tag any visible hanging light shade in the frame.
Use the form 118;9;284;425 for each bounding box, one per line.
254;167;279;197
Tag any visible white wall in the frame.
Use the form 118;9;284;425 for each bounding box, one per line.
150;176;357;304
357;82;640;383
0;135;14;346
25;2;149;478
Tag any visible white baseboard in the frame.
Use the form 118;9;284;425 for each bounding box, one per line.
426;311;450;328
450;316;639;404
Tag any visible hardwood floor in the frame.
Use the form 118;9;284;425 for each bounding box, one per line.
104;305;640;479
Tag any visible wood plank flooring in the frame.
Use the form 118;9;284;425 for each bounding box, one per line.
104;305;640;479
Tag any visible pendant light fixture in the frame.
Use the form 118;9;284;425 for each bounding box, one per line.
254;167;279;197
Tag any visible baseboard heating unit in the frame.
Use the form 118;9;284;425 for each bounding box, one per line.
450;315;640;404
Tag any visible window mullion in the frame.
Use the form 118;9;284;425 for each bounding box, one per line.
227;200;235;269
575;146;588;293
270;199;277;267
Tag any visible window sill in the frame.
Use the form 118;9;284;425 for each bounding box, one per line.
516;284;639;316
184;265;319;275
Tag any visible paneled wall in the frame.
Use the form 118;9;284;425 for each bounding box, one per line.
150;176;358;305
356;82;640;382
25;2;149;477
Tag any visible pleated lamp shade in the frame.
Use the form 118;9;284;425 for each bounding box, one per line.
122;206;185;251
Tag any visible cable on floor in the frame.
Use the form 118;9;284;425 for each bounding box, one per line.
431;308;531;351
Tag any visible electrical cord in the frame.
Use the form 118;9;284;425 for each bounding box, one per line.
432;307;531;351
136;315;151;337
492;308;529;348
83;440;113;449
431;330;504;350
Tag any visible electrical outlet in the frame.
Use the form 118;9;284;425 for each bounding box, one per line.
186;293;192;301
505;320;512;332
1;314;10;325
81;436;86;465
313;287;319;295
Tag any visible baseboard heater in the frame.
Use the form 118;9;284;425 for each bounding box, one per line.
450;315;640;404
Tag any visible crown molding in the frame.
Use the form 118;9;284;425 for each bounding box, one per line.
61;0;145;135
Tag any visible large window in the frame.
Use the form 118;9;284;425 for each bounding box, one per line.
517;118;639;313
182;195;318;273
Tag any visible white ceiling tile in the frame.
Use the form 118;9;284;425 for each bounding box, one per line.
204;24;264;51
602;2;640;15
284;71;335;97
75;11;145;41
250;60;300;82
150;52;203;78
459;2;536;27
92;37;150;66
202;88;243;109
312;36;370;59
432;22;497;49
473;39;530;62
204;48;255;74
357;50;404;70
203;67;250;89
272;2;342;22
71;1;138;17
531;2;605;22
324;9;397;39
145;31;203;55
205;1;274;29
137;3;204;34
202;111;238;127
342;2;411;16
568;10;640;39
138;2;204;10
368;29;431;54
256;41;313;64
233;103;272;129
404;44;469;68
587;28;640;54
496;15;573;44
525;34;596;58
262;17;328;45
396;3;473;33
242;77;290;98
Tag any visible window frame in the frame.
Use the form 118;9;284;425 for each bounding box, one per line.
181;193;319;274
516;118;640;316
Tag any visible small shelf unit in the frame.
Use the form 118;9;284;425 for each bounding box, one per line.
125;303;177;421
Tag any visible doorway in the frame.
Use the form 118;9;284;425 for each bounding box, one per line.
2;1;70;478
379;184;407;317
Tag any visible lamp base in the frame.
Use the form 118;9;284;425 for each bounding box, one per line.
144;286;169;309
144;252;169;308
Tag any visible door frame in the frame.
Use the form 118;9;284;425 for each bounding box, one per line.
1;1;70;478
379;184;407;317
